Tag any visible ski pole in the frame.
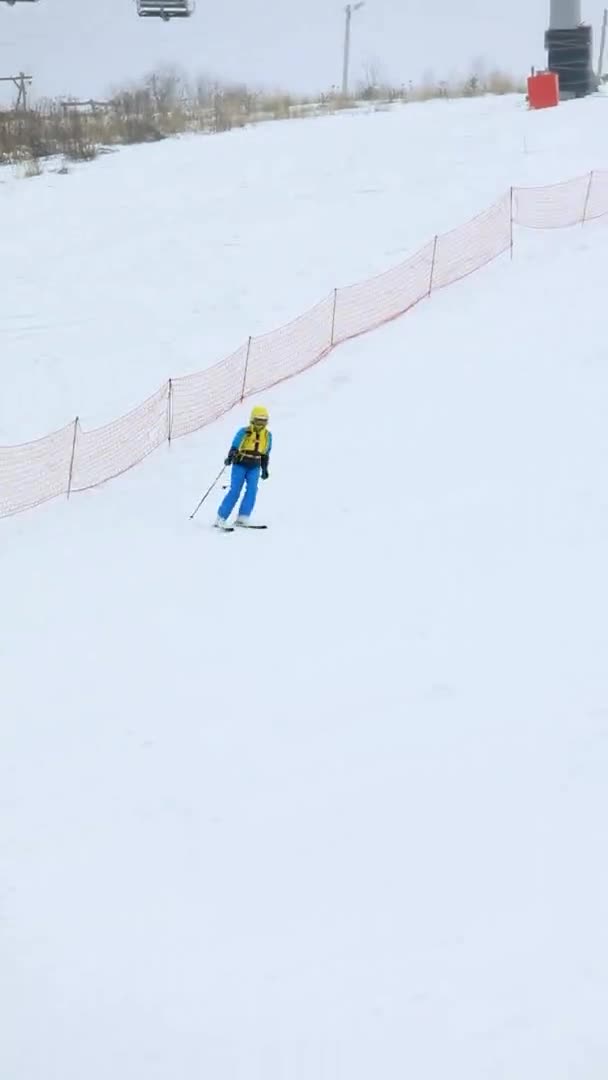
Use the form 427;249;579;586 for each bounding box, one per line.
189;465;226;520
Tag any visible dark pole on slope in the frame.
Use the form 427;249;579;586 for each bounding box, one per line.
189;466;226;520
342;5;352;95
342;2;365;96
599;8;608;82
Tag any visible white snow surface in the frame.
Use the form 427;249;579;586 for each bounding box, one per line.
2;92;608;441
2;96;608;1079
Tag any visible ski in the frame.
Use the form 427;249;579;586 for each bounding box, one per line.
212;523;267;532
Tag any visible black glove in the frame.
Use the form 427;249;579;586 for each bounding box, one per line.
261;454;269;480
261;467;269;480
224;447;237;466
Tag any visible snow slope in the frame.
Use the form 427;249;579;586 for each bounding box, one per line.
2;92;608;441
3;97;608;1079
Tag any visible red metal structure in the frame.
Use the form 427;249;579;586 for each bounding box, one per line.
528;71;560;109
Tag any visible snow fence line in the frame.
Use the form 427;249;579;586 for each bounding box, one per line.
2;168;608;520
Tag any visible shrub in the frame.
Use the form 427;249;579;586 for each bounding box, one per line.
0;62;526;176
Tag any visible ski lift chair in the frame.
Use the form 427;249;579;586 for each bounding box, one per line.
136;0;193;20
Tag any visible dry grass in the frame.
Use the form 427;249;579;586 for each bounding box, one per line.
358;67;524;103
0;104;105;165
0;65;526;173
485;70;525;95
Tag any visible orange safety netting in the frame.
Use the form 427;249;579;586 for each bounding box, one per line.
513;174;590;230
2;170;607;520
0;422;75;518
433;194;512;289
244;295;335;396
333;241;435;345
70;384;169;492
585;170;608;223
171;345;249;441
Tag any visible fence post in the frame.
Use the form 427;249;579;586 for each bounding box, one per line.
67;417;79;500
240;336;252;402
510;187;514;260
330;288;338;347
167;379;173;445
428;235;438;295
582;171;594;226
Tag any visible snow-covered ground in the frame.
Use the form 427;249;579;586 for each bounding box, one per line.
2;96;608;1079
2;93;608;441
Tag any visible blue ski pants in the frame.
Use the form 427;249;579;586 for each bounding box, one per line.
218;464;260;520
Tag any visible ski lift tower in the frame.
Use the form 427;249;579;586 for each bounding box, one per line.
136;0;194;20
545;0;596;97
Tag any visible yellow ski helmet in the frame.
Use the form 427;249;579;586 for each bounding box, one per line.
250;405;269;427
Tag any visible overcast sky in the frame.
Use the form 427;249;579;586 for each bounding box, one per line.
1;0;607;102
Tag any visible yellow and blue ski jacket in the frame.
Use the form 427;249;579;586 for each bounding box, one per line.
228;425;272;471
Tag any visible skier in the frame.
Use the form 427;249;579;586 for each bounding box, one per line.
215;405;272;528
